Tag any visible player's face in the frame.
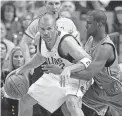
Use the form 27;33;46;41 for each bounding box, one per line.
39;19;57;43
13;50;25;69
0;43;7;59
86;15;98;36
46;0;61;14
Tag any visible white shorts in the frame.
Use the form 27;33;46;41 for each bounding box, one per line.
28;73;85;113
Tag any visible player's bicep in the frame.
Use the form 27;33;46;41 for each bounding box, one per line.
31;52;45;65
61;36;91;61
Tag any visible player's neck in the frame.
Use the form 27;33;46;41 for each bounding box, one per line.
92;31;107;47
45;32;58;51
94;30;107;41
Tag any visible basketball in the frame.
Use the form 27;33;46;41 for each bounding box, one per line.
4;74;29;99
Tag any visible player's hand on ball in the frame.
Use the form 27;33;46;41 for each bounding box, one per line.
6;70;17;79
42;64;62;74
15;68;24;75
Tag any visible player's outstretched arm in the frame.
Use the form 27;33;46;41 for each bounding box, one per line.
19;34;32;62
19;19;39;62
16;52;46;75
71;44;113;81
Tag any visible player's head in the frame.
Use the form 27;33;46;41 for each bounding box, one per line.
45;0;61;15
9;47;25;71
38;13;57;43
86;10;107;36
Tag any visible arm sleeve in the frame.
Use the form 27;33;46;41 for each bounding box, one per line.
25;18;39;39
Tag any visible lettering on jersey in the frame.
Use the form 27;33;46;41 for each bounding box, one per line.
46;57;65;69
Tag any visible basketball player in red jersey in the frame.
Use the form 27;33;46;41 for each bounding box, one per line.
64;10;122;116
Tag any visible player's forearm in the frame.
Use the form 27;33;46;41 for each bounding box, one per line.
71;71;92;81
71;62;104;81
19;35;31;61
70;57;92;72
20;54;46;72
68;63;86;73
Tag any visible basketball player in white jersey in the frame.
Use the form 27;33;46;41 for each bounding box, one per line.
7;13;91;116
20;0;80;62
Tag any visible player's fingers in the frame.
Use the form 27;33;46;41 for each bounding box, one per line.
42;64;54;68
41;67;51;72
44;70;50;74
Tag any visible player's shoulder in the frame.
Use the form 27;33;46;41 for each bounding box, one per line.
98;42;113;54
101;36;114;51
60;30;73;39
60;31;75;45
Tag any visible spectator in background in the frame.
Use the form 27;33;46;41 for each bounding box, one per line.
0;42;8;73
20;12;34;33
1;47;25;116
14;1;27;19
11;12;34;46
1;22;15;60
60;1;82;45
106;1;122;11
113;6;122;34
60;1;76;15
33;1;45;18
1;2;22;42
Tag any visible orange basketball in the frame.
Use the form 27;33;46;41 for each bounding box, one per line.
4;74;29;99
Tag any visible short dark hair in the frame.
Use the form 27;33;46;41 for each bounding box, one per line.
87;10;107;25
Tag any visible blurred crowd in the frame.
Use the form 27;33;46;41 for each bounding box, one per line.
0;1;122;116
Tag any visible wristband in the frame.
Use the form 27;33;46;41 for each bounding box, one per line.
80;57;92;68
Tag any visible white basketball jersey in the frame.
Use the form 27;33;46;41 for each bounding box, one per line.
41;31;73;69
40;31;89;96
